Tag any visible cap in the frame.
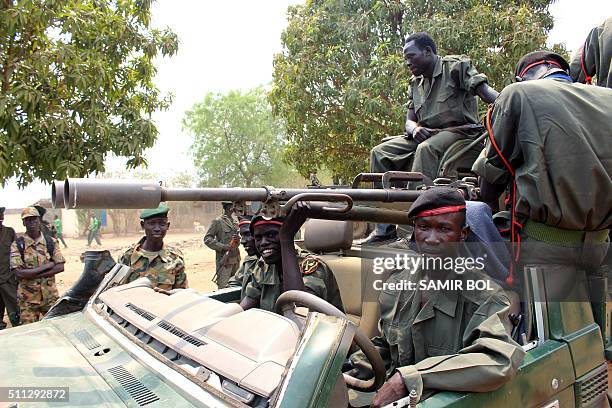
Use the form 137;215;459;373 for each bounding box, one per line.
33;205;47;217
407;187;466;219
514;50;570;79
221;201;233;208
140;204;169;220
0;207;5;215
249;215;284;235
21;206;41;219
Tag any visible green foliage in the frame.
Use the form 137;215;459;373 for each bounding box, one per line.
0;0;178;186
183;87;293;188
270;0;565;180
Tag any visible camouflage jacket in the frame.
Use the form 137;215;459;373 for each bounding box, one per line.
227;254;259;300
203;216;240;264
244;249;344;313
9;234;64;305
119;238;188;290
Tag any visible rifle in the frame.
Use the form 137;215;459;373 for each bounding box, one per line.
212;230;240;284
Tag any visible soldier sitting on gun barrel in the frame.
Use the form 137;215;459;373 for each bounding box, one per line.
119;205;188;290
239;211;344;313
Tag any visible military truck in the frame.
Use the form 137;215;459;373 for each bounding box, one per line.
0;177;608;407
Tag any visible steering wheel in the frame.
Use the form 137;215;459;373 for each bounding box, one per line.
275;290;386;393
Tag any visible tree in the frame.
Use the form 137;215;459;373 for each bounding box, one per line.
270;0;565;181
183;87;289;188
0;0;178;186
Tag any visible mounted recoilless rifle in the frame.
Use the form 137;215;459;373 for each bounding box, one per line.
53;175;480;220
53;177;428;224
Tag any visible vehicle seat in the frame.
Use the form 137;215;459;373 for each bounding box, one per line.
303;219;388;338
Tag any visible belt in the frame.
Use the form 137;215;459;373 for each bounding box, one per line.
523;220;609;247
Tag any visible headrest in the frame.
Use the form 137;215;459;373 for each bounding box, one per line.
303;219;353;253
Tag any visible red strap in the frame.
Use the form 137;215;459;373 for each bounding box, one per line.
238;220;251;226
486;106;521;286
518;60;564;79
251;219;283;229
416;205;466;218
580;45;593;85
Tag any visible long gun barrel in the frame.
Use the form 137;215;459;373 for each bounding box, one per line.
53;178;423;226
55;178;422;209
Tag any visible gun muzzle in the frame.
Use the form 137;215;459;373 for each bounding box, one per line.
62;179;162;209
51;180;65;209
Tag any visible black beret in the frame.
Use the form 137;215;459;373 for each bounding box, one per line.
249;215;284;235
515;50;570;79
407;187;466;219
0;207;5;215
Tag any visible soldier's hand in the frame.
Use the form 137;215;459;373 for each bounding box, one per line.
279;201;310;241
371;372;408;407
412;126;438;143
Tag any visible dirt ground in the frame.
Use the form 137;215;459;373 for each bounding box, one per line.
55;231;231;295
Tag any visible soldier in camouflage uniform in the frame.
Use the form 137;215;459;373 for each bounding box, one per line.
227;215;260;300
240;212;344;312
348;189;524;406
9;207;65;324
204;202;241;289
119;205;188;290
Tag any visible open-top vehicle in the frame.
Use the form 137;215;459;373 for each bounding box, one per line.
0;177;608;408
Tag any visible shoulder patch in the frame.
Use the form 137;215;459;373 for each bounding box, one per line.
300;255;320;276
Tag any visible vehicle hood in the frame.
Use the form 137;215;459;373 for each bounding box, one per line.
0;316;125;407
0;311;222;407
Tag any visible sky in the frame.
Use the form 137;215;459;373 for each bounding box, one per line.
1;0;611;208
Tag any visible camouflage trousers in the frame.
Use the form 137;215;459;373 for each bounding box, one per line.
215;263;239;289
17;281;59;325
19;298;58;324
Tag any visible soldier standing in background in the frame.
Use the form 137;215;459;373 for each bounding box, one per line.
10;207;65;324
120;205;188;290
0;207;18;328
204;202;241;289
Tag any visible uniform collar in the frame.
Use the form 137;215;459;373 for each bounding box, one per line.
22;233;45;246
131;237;170;263
416;56;442;87
255;259;281;285
244;254;259;262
